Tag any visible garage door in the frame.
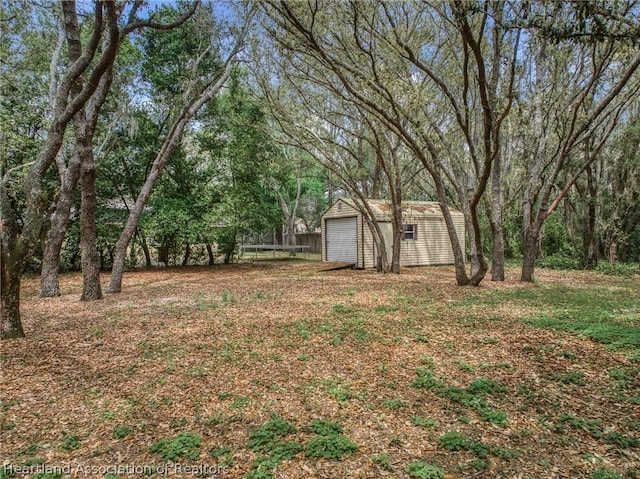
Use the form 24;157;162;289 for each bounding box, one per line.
326;217;357;263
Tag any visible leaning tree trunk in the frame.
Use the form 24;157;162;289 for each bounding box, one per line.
107;47;242;293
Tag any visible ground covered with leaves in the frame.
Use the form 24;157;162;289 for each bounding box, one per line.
1;262;639;479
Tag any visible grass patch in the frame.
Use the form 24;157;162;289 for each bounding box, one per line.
527;317;640;352
439;431;489;458
478;282;640;356
60;433;80;452
412;370;509;426
305;433;358;459
382;399;405;410
405;461;445;478
544;371;586;386
553;415;639;449
150;432;201;461
246;417;357;478
590;469;624;479
412;415;438;429
112;425;133;439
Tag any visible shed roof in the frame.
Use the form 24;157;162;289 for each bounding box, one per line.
336;199;462;217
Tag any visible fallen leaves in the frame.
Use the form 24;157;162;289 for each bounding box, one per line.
1;263;638;478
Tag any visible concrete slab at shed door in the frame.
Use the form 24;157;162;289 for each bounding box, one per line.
325;217;357;263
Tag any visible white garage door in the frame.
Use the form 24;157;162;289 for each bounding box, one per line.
326;217;357;263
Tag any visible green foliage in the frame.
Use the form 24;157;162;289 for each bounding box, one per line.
382;399;405;410
608;366;637;388
544;372;586;385
553;414;639;449
371;452;393;471
247;418;297;453
537;253;582;271
484;283;640;357
264;441;303;462
304;434;358;459
412;370;509;426
246;417;303;479
603;431;639;449
112;425;133;439
412;368;441;389
419;356;436;368
529;317;640;352
555;415;602;437
60;433;80;452
0;466;16;478
210;445;233;458
439;432;489;458
405;461;445;479
492;446;521;460
327;384;352;403
140;6;220;99
198;73;285;263
596;262;640;277
308;419;343;436
467;378;508;398
150;432;201;461
412;416;438;429
590;469;623;479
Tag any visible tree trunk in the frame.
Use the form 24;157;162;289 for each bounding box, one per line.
158;240;170;266
287;222;297;257
521;220;542;282
79;151;103;301
583;164;598;269
490;150;505;281
182;244;191;266
609;241;617;266
391;200;402;274
137;230;152;267
206;243;215;265
39;157;81;297
41;59;113;297
107;48;242;293
433;174;469;286
1;242;25;339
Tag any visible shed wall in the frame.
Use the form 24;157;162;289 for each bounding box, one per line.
363;214;465;268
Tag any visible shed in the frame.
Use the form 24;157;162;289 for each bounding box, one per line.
321;199;465;268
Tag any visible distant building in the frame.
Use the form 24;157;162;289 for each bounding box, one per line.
321;199;465;268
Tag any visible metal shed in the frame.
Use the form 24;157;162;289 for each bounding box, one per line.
321;199;465;268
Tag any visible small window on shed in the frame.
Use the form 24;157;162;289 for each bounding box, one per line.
402;224;416;241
